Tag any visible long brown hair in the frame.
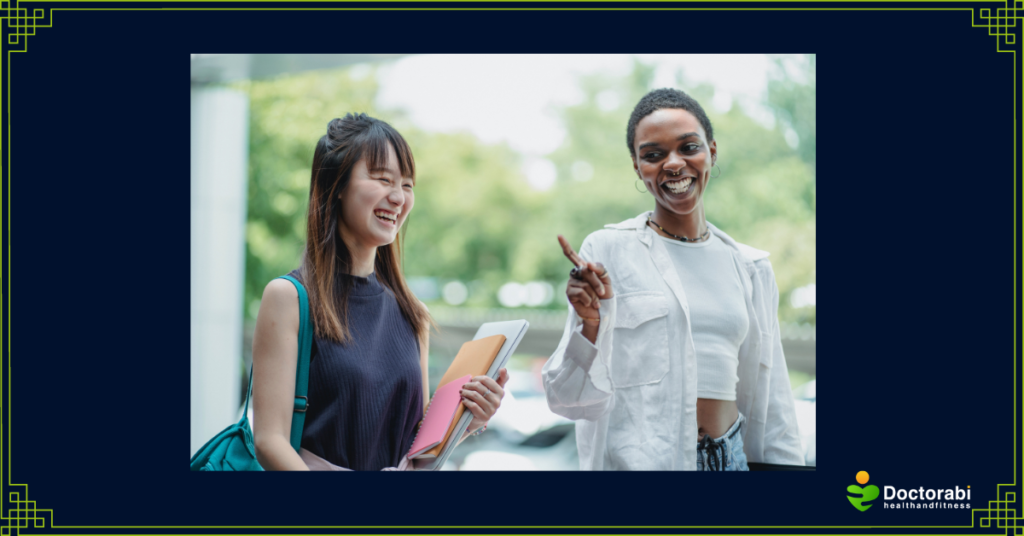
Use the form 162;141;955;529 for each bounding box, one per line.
301;113;431;344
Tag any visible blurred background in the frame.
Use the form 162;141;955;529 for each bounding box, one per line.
190;54;816;470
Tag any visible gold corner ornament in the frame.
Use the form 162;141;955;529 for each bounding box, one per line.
1;0;50;52
974;0;1021;52
1;484;50;535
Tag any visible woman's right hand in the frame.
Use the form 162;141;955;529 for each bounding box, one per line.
558;236;613;335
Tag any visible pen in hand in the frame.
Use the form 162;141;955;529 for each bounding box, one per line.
557;234;612;302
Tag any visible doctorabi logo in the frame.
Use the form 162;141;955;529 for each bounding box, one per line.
847;471;880;512
845;471;971;512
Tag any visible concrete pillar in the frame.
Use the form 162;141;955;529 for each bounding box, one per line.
190;86;249;456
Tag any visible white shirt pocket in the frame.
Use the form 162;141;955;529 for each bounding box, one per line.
611;291;671;388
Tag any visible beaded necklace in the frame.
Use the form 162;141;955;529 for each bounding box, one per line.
647;217;711;243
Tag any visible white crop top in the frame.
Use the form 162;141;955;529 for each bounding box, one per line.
657;233;749;401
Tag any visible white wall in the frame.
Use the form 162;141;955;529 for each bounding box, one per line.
190;86;249;456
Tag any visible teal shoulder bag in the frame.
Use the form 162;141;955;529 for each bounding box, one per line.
189;275;314;471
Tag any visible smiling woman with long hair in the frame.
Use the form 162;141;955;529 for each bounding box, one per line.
251;113;508;471
543;89;804;471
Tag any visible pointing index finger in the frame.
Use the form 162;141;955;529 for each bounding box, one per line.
557;234;585;267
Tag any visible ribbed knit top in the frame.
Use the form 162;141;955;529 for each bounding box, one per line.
289;269;423;471
657;234;749;401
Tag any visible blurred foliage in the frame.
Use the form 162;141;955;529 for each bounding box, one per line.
241;56;815;325
545;57;816;324
767;55;816;166
400;129;547;306
242;68;381;319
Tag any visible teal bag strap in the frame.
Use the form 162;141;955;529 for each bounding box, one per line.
241;364;254;421
277;275;313;452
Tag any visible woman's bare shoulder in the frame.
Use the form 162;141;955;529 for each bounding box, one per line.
258;279;300;327
264;278;298;298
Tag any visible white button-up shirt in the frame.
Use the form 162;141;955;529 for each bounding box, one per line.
542;212;805;470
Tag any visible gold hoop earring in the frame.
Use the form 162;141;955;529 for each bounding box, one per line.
635;178;646;193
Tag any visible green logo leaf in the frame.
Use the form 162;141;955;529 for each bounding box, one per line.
847;484;880;512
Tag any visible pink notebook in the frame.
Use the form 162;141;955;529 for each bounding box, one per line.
407;374;472;459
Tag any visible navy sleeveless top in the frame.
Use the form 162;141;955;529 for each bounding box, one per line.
289;269;424;470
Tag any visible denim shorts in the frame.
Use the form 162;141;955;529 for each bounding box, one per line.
696;413;749;471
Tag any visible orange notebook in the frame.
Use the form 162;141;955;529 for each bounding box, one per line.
419;334;506;459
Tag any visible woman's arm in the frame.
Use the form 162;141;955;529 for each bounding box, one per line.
542;236;618;421
756;261;805;465
408;311;434;470
251;279;310;471
418;304;430;414
558;235;612;344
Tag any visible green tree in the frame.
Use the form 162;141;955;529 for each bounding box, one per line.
243;68;383;320
767;54;816;166
546;59;816;323
401;129;546;306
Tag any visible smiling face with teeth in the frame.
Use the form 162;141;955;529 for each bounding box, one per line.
631;108;717;238
338;142;415;256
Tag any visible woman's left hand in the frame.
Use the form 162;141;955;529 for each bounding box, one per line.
461;368;509;434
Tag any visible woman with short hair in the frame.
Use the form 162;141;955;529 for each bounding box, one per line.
543;88;803;471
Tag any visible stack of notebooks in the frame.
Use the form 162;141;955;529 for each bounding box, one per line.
407;320;529;471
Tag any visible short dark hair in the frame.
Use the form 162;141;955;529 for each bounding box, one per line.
626;88;714;157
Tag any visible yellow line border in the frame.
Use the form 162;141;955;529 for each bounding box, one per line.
2;4;1019;534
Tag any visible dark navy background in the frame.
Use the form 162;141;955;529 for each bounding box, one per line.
4;4;1018;532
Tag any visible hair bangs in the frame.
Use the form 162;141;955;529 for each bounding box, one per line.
362;122;416;183
389;130;417;182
